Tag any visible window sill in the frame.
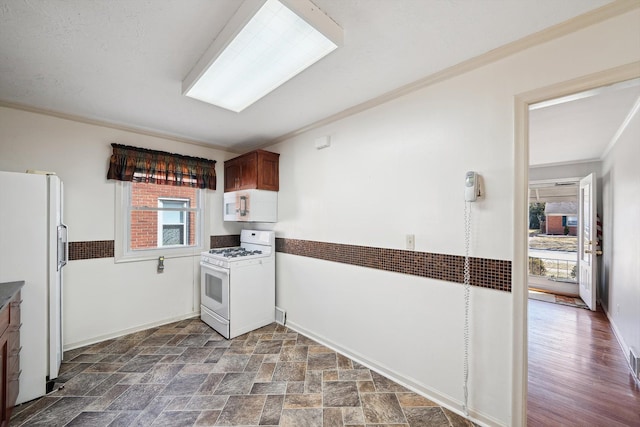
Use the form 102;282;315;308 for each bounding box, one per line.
114;246;204;264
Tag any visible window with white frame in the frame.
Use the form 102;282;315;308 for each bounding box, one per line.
107;144;215;261
116;181;204;261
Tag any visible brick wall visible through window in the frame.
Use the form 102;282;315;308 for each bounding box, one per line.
546;215;577;236
130;182;197;250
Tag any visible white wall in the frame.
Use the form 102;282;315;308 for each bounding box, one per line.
601;108;640;369
267;9;640;426
0;107;240;348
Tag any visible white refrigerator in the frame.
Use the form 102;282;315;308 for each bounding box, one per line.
0;171;67;404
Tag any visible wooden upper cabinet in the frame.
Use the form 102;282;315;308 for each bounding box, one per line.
223;161;241;192
224;150;280;192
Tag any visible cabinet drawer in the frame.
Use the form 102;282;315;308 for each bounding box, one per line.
8;352;19;377
8;333;20;362
8;376;19;407
9;293;21;327
8;332;19;356
0;303;9;337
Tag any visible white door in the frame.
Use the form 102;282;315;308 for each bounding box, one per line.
579;173;598;311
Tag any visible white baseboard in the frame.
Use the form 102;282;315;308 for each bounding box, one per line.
285;320;503;427
64;311;200;351
601;305;640;385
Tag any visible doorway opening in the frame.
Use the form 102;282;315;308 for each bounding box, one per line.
524;77;640;310
512;63;640;426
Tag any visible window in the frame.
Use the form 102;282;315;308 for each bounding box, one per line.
107;143;215;261
116;181;204;261
158;198;189;247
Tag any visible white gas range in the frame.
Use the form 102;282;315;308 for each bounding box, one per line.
200;229;275;339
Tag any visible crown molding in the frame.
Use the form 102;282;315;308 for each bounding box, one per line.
0;99;241;154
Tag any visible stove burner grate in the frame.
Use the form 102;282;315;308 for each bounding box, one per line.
208;247;263;258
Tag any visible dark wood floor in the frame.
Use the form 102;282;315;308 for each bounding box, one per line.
527;299;640;426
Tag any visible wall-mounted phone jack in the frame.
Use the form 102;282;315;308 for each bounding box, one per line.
406;234;415;251
157;256;165;273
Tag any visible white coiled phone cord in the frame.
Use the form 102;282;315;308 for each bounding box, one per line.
463;201;472;417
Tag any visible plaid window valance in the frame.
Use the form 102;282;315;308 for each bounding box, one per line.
107;143;217;190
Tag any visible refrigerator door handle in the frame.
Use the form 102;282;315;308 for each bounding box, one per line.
57;224;68;271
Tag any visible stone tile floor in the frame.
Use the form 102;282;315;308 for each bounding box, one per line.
11;319;475;426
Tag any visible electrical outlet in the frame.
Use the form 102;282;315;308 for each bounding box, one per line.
406;234;415;251
617;304;620;315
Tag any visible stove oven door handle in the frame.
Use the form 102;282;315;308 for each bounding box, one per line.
199;262;230;275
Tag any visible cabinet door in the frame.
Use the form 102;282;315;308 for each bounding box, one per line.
238;153;258;190
257;152;279;191
224;160;241;192
7;296;20;410
0;335;6;427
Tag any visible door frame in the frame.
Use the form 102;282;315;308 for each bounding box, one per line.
512;62;640;426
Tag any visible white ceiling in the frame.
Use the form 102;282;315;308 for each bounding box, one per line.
0;0;619;152
529;79;640;166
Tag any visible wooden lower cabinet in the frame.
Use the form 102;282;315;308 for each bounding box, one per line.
0;291;20;427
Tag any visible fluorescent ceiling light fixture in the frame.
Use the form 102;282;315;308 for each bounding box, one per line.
183;0;343;113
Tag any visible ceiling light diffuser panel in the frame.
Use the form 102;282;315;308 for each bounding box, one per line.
183;0;343;112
